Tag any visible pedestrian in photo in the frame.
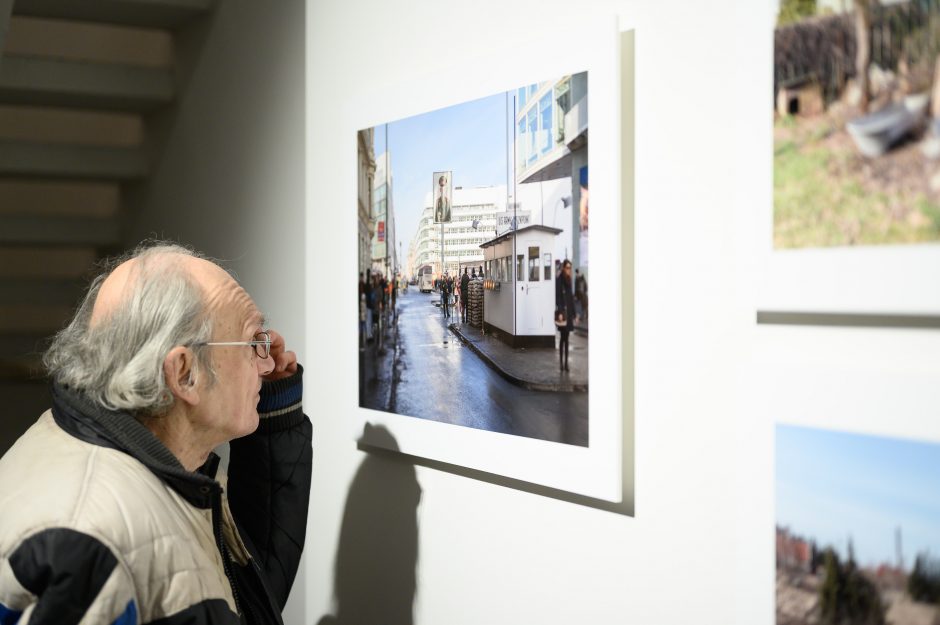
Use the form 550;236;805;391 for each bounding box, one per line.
359;272;366;348
0;242;311;624
577;269;588;321
574;269;585;320
378;274;388;328
460;267;470;323
390;274;397;324
441;272;451;318
364;272;375;342
555;258;577;372
359;273;367;350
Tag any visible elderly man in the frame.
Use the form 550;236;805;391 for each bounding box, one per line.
0;243;311;624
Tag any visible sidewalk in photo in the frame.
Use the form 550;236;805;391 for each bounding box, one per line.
448;322;588;393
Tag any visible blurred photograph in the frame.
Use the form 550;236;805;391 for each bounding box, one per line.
776;424;940;625
773;0;940;248
357;74;590;446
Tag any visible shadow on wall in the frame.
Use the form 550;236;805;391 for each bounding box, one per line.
317;424;421;625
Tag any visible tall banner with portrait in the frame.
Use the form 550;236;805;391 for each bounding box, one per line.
432;171;453;223
579;165;589;266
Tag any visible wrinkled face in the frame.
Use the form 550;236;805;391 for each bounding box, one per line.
195;264;273;442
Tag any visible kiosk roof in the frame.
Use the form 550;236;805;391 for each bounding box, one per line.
479;225;563;249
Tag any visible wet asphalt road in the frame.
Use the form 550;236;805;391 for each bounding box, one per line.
359;289;588;446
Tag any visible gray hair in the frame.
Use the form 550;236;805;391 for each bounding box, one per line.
44;242;218;417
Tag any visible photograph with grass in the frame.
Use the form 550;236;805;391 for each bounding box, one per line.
774;0;940;249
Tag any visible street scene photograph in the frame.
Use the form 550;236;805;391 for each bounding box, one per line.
776;424;940;625
774;0;940;249
357;73;590;446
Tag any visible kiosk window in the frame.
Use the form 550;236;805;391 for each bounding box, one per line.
516;255;524;282
543;253;552;280
528;247;540;281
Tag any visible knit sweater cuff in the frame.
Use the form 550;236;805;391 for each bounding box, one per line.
257;364;304;432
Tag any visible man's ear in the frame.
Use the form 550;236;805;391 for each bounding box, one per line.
164;346;200;407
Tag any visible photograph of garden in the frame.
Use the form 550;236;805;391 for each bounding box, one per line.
774;0;940;249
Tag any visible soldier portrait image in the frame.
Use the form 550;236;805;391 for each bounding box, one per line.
433;171;452;223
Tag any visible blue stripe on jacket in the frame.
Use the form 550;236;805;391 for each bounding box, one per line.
112;599;137;625
257;379;302;413
0;602;22;625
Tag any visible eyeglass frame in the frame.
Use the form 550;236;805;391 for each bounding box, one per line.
196;331;272;360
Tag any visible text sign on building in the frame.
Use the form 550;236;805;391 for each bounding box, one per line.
377;221;385;242
495;210;531;232
432;171;453;223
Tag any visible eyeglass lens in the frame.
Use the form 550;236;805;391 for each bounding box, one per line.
254;332;271;359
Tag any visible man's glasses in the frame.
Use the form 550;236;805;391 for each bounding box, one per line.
198;331;272;359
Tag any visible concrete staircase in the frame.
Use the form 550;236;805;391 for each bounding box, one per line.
0;0;211;450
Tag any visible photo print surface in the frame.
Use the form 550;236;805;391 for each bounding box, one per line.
776;424;940;625
773;0;940;249
357;73;590;446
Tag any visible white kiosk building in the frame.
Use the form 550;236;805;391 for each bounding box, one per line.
480;225;562;348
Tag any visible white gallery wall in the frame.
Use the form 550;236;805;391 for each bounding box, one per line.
126;0;305;360
306;2;940;625
121;2;306;622
118;0;940;622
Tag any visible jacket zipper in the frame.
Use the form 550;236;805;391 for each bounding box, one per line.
212;491;256;623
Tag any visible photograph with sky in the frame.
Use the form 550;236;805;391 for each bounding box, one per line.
776;423;940;625
357;73;590;446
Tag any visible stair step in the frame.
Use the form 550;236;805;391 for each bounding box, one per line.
0;179;119;218
6;330;52;352
0;278;85;306
0;381;49;453
0;303;72;335
5;16;173;69
0;358;43;380
12;0;212;30
0;215;119;245
0;140;147;179
0;55;173;111
3;335;51;377
0;246;97;279
0;1;12;57
0;105;143;147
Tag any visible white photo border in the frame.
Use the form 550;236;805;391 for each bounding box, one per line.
747;1;940;317
342;18;630;503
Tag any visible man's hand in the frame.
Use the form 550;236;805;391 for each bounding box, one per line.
263;330;298;382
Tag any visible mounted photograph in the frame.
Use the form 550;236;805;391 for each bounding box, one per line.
757;0;940;316
773;0;940;249
776;424;940;625
357;73;591;447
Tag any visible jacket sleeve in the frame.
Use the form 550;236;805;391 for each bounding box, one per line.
227;365;312;610
1;528;137;625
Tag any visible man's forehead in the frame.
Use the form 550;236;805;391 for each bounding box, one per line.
244;307;265;329
185;258;261;327
218;284;263;326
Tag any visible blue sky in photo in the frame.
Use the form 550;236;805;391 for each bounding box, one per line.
370;90;513;260
776;424;940;569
